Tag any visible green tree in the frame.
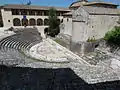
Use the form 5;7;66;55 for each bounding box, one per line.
47;8;60;37
104;26;120;46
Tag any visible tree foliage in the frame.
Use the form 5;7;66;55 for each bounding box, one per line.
104;26;120;46
47;8;60;37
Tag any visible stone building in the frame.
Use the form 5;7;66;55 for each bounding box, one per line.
0;4;70;37
60;0;120;53
61;0;120;41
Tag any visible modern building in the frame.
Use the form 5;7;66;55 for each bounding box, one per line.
0;4;70;37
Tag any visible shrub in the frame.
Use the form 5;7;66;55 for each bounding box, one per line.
104;26;120;46
87;36;96;42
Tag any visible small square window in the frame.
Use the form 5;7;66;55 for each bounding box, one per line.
8;20;10;22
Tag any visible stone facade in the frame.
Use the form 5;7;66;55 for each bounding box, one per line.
72;7;120;42
60;1;120;54
60;16;72;36
0;4;70;38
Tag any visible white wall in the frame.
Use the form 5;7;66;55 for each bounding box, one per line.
72;21;91;42
60;16;72;36
1;9;13;28
72;14;120;42
71;6;120;43
88;14;119;39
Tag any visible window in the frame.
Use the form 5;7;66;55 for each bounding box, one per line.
29;10;36;15
44;18;49;25
12;9;20;15
29;18;36;26
8;20;10;22
37;18;43;26
44;11;49;16
22;19;28;26
20;9;27;15
13;18;21;26
36;10;43;16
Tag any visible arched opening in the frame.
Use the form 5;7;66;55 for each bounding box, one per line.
37;18;43;26
13;18;21;26
44;28;49;34
57;19;60;25
44;18;49;25
29;18;36;26
22;19;28;26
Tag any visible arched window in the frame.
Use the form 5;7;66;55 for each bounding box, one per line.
29;18;36;26
37;18;43;26
22;19;28;26
13;18;21;26
44;18;49;25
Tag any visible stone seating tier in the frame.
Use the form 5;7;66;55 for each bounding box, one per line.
0;28;42;52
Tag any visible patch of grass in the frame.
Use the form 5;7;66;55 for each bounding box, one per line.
54;39;68;47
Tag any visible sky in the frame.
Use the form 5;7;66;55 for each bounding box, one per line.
0;0;120;7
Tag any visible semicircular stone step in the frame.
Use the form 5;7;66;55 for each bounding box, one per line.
16;41;28;50
10;41;21;49
18;42;28;51
13;41;25;50
26;41;40;50
22;41;31;50
5;38;17;48
0;39;17;51
0;38;13;49
0;37;12;46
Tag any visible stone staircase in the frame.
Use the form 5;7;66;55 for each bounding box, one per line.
0;28;42;66
0;28;42;52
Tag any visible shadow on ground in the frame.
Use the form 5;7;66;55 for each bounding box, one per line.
0;65;120;90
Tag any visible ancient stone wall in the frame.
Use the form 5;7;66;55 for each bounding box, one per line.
72;7;120;42
70;41;99;54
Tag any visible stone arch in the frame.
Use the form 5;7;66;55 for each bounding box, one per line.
44;18;49;25
29;18;36;26
13;18;21;26
22;19;28;26
37;18;43;26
